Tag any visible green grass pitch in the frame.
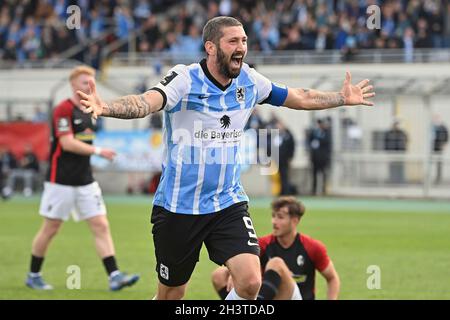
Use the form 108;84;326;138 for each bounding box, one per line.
1;195;450;300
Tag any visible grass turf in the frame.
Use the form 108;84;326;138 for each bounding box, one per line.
1;195;449;300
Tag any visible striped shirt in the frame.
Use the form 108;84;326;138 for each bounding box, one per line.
151;59;285;214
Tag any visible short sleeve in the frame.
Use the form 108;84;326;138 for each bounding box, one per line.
247;67;288;106
258;235;274;269
301;235;331;272
53;103;73;137
247;67;272;104
149;64;190;111
310;240;331;272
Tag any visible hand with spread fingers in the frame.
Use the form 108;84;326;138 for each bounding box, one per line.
341;71;375;106
76;79;105;119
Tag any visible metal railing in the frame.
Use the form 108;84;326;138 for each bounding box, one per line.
109;48;450;66
3;47;449;70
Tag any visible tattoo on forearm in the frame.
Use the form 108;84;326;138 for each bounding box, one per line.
301;88;344;109
312;92;345;108
102;94;151;119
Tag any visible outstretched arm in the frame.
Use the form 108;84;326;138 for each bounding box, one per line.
284;71;375;110
77;80;163;119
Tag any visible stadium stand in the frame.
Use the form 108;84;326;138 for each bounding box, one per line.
1;0;449;66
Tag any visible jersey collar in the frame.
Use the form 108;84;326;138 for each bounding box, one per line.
276;232;300;250
200;58;232;91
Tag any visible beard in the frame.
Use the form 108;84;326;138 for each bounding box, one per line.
217;45;243;79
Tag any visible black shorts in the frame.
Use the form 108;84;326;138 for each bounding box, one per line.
151;201;260;287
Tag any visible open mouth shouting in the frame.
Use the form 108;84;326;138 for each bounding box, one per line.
230;54;243;68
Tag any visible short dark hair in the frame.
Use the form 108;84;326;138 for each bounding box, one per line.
202;16;243;45
271;196;305;220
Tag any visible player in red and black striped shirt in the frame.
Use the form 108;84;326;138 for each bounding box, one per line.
212;196;340;300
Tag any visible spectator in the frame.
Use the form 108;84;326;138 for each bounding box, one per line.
22;28;42;60
149;113;163;130
115;6;135;41
432;116;448;184
86;43;101;70
415;18;433;48
307;118;332;195
275;119;296;196
0;10;10;48
2;144;40;198
133;0;152;27
245;108;265;131
284;27;305;50
244;108;266;166
0;146;18;199
257;16;280;52
384;120;408;184
219;0;232;16
135;75;148;94
89;9;105;39
7;22;21;45
178;24;203;56
315;26;333;51
403;27;415;63
445;2;450;48
2;39;17;61
428;0;444;48
141;15;160;48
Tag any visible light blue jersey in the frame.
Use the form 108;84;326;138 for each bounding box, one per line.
151;59;286;214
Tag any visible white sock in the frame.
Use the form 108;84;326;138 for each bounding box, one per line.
225;288;247;300
29;272;41;278
291;284;303;300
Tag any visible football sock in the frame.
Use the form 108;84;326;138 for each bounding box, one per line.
102;256;119;276
257;269;281;300
218;287;229;300
30;255;44;274
225;288;246;300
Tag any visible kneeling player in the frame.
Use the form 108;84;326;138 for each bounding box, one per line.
212;196;340;300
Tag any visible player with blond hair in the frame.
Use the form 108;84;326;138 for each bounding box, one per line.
26;66;139;291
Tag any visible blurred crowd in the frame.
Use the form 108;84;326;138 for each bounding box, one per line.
1;0;449;65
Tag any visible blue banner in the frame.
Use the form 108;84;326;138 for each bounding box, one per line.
91;130;164;172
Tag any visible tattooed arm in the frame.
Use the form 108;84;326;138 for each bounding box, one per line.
102;91;163;119
77;80;163;119
283;72;375;110
284;88;345;110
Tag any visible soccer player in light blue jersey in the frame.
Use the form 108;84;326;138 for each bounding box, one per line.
78;16;375;300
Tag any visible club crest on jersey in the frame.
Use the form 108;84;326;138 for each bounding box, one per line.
220;115;231;129
58;117;70;132
297;255;305;267
236;87;245;102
